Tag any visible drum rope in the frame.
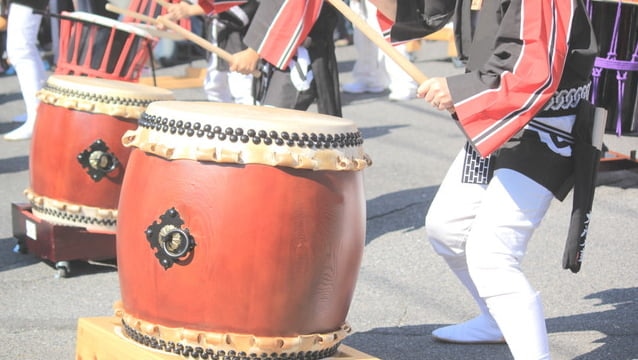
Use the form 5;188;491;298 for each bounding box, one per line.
138;113;365;149
120;319;341;360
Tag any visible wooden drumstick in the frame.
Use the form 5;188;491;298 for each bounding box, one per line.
105;3;157;25
153;0;171;8
152;0;230;61
326;0;429;84
104;3;185;40
156;16;261;78
156;16;233;62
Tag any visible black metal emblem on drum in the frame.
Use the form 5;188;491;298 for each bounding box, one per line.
145;208;196;270
77;139;120;181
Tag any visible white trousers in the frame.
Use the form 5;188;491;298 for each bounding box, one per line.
203;17;254;105
349;0;416;93
204;65;254;105
7;3;47;125
426;147;553;359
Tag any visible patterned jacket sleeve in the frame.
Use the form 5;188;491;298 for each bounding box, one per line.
242;0;324;69
197;0;249;16
447;0;577;157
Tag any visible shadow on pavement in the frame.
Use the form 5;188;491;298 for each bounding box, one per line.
360;125;409;141
553;287;638;360
0;155;29;174
344;323;512;360
344;287;638;360
0;236;117;278
596;168;638;189
365;186;437;245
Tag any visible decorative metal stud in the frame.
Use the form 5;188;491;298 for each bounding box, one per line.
145;208;196;270
77;139;120;182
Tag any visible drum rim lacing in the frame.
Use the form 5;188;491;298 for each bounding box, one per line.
114;303;350;360
25;188;118;231
36;78;175;119
124;112;372;171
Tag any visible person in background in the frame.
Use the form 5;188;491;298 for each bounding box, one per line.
203;0;257;104
342;0;417;102
3;0;48;141
333;0;352;47
229;0;343;117
377;0;598;358
158;0;257;105
0;0;9;74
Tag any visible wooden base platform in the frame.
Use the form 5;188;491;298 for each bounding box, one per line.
75;317;380;360
11;203;116;278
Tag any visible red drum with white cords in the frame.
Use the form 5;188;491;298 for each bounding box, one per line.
115;101;371;359
26;75;174;232
55;11;156;81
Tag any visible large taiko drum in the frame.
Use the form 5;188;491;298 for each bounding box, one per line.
26;75;175;232
115;101;371;359
55;11;156;81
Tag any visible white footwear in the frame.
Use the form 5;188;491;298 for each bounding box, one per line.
11;113;27;123
487;292;550;359
432;313;506;344
388;90;416;101
342;81;385;94
3;123;33;141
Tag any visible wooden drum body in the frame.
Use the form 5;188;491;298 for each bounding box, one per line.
27;75;174;232
115;102;371;359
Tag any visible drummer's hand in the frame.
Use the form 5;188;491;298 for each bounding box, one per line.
229;48;260;75
156;2;203;29
417;77;455;113
170;2;201;19
155;14;170;30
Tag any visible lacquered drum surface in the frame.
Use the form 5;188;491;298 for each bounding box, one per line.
28;75;174;231
116;102;371;357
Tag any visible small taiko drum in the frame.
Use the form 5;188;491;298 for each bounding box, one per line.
56;11;156;81
115;101;371;359
26;75;174;232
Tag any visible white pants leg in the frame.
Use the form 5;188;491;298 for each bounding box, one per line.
204;63;254;105
348;0;388;89
426;148;553;359
384;43;417;97
202;17;253;105
204;64;233;103
228;71;254;105
6;3;46;132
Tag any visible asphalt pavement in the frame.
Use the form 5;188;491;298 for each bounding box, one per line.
1;40;637;360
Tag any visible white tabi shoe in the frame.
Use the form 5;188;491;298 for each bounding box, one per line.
341;81;385;94
3;123;33;141
432;314;506;344
12;113;27;123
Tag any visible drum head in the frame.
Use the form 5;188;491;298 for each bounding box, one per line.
62;11;154;39
123;101;372;171
38;75;175;118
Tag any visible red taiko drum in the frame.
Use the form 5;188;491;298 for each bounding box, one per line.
26;75;174;232
55;11;156;81
115;101;371;359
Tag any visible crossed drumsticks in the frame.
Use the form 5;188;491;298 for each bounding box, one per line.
105;0;429;83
